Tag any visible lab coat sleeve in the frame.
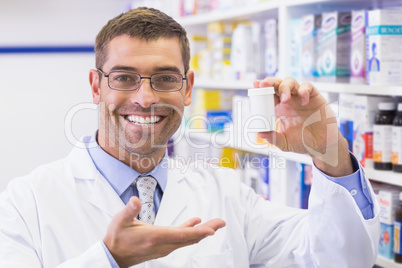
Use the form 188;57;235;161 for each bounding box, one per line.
243;165;380;267
0;178;112;268
0;183;43;268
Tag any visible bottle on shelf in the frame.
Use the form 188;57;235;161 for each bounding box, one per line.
373;102;396;170
394;192;402;263
392;103;402;173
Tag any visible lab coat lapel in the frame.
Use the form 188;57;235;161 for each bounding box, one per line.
89;173;125;217
154;163;190;226
68;145;124;218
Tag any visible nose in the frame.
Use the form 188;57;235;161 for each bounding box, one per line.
130;78;160;108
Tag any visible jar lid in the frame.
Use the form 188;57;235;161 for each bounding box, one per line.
248;87;275;96
378;102;396;111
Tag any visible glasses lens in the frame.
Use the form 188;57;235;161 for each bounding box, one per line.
151;73;182;91
109;72;141;90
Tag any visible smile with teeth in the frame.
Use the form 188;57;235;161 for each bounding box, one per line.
125;115;162;125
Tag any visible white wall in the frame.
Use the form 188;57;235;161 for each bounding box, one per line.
0;0;131;191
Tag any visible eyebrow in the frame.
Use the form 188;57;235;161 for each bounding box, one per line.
109;65;182;74
152;66;182;73
109;66;138;72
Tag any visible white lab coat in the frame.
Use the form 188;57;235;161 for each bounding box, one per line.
0;144;379;268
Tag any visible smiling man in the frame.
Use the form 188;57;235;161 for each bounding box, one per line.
0;7;379;268
91;36;192;173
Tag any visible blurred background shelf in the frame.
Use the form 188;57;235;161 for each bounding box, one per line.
314;82;402;97
183;129;313;164
376;256;402;268
366;168;402;187
177;1;278;26
194;79;402;97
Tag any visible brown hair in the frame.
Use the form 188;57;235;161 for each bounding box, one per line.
95;7;190;73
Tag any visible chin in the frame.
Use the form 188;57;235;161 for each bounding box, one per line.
124;142;165;156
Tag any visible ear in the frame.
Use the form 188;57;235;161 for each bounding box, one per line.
89;69;101;104
184;70;194;106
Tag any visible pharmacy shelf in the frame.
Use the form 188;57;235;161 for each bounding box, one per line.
366;168;402;188
194;79;254;90
376;256;402;268
313;82;402;97
284;0;402;13
177;1;278;27
285;0;370;8
184;129;312;164
194;79;402;96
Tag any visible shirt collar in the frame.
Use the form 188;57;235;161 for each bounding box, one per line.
86;131;168;197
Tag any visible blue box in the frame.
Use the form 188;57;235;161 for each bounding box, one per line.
379;223;394;259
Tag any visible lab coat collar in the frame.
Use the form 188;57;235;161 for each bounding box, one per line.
68;138;124;217
67;137;99;181
68;140;191;224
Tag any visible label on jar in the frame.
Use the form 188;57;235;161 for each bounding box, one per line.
395;221;402;254
392;126;402;165
373;125;393;163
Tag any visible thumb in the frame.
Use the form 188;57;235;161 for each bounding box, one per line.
120;196;142;226
258;131;287;151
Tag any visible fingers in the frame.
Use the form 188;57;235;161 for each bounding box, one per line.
278;78;319;106
158;218;226;246
119;196;142;227
202;218;226;231
254;77;282;89
178;217;202;228
298;81;318;106
278;77;300;103
254;77;319;106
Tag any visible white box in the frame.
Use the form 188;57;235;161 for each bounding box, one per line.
269;160;302;208
353;95;392;168
339;93;355;152
318;12;351;83
350;10;366;84
264;19;278;77
379;189;400;224
301;14;321;81
366;9;402;85
288;18;302;81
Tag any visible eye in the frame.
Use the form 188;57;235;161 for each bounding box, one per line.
155;74;179;83
114;74;137;83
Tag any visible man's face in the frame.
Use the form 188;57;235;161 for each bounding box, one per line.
91;35;193;159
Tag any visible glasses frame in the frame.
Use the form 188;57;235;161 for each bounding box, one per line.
97;69;187;92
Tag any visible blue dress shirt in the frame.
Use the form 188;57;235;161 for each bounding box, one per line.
86;134;168;268
84;133;374;267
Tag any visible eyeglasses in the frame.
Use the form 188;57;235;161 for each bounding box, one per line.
97;69;187;92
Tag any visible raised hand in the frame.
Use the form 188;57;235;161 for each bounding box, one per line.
254;77;353;177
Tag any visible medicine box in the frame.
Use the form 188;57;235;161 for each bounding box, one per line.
270;160;303;208
301;14;321;81
379;189;400;259
366;9;402;85
318;12;351;83
350;10;366;84
339;93;355;152
353;95;392;168
264;19;278;77
288;18;302;81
